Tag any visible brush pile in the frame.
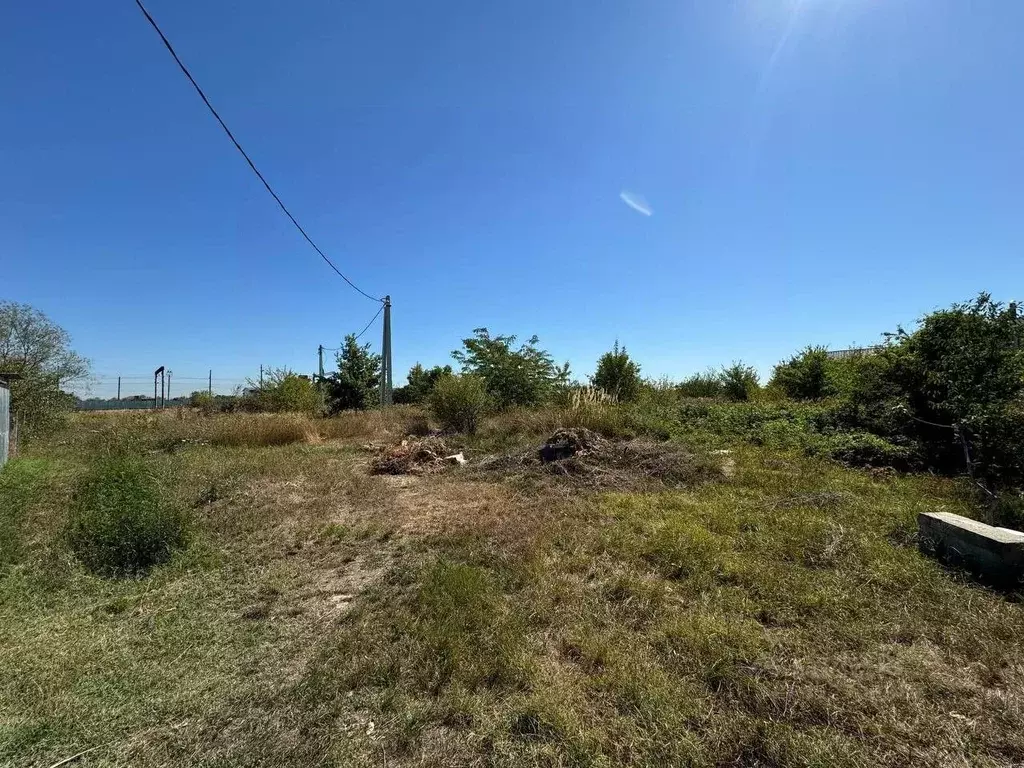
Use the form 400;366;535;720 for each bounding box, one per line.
370;437;465;475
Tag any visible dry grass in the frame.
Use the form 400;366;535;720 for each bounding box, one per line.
319;406;428;441
193;413;320;447
4;410;1024;767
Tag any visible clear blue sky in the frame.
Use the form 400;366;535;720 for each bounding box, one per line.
3;0;1022;397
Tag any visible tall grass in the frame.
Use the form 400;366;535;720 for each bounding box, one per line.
319;406;427;440
0;459;48;568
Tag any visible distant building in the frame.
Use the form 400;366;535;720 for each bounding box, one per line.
826;347;881;360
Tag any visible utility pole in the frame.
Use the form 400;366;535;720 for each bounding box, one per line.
318;345;325;380
117;376;121;402
208;369;212;396
259;364;264;389
166;370;172;403
380;295;393;406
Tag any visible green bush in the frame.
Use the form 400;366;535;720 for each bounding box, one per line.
719;362;760;402
770;346;838;401
592;342;642;402
825;294;1024;486
188;390;216;415
244;368;323;414
808;432;915;470
430;374;489;434
66;456;188;577
677;371;722;398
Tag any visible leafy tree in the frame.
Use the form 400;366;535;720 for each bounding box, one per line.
393;363;453;405
452;328;570;409
0;301;88;438
770;346;837;400
592;341;642;402
719;362;760;402
326;335;381;412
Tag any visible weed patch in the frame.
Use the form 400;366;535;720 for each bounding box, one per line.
65;455;188;576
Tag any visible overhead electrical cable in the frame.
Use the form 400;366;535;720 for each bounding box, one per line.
132;0;383;303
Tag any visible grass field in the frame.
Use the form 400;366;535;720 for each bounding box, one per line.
2;407;1023;767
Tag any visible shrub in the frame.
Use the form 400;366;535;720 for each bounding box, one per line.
677;371;723;399
188;390;216;415
430;374;489;434
244;369;323;414
808;432;915;470
719;362;760;402
825;293;1024;486
592;342;642;402
66;456;188;576
770;346;838;401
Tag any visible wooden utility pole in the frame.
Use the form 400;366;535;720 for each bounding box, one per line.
318;345;325;380
117;376;121;402
380;296;392;406
208;370;212;395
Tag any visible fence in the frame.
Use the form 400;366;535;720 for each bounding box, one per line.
74;373;252;411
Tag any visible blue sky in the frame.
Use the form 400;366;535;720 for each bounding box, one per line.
3;0;1022;397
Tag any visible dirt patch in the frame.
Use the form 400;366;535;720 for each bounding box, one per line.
476;428;723;491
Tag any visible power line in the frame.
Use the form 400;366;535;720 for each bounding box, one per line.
319;304;385;353
354;305;385;340
132;0;382;304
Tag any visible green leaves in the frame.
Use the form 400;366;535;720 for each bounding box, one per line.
0;301;89;439
327;335;382;412
452;328;570;409
593;341;642;402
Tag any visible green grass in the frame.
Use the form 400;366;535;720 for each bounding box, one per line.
2;411;1023;766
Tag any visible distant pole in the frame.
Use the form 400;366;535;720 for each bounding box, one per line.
117;376;121;402
208;369;213;395
260;364;264;389
166;371;172;403
154;366;164;409
318;345;325;380
160;372;165;408
380;295;393;406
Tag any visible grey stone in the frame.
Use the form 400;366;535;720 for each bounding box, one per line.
918;511;1024;585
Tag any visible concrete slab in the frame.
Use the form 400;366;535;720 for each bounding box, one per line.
918;511;1024;585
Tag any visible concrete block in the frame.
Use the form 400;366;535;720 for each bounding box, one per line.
918;511;1024;585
